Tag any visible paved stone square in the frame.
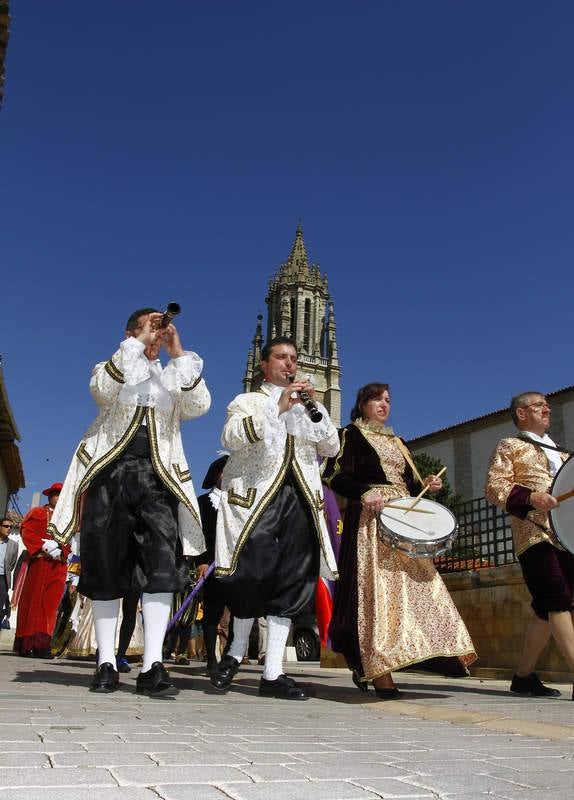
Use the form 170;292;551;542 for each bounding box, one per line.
0;641;573;799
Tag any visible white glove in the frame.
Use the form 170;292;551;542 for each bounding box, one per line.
41;539;62;560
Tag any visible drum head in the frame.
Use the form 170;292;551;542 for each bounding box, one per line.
550;457;574;555
378;496;457;543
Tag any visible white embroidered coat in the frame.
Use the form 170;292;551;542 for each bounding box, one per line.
48;339;211;555
215;382;340;580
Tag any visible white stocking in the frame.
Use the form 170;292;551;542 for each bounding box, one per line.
227;617;254;663
92;598;120;668
263;615;291;681
141;592;172;672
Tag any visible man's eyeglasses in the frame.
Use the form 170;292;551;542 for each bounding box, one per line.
522;401;550;411
0;523;12;529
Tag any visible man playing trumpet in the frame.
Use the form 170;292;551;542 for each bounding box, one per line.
49;307;210;696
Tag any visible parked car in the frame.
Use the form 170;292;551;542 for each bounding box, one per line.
292;613;321;661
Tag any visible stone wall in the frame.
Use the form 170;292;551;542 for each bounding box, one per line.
443;565;570;681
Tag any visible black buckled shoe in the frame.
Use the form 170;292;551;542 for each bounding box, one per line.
90;662;119;693
510;672;561;697
136;662;179;697
210;654;240;692
259;674;309;700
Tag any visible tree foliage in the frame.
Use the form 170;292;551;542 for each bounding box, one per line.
413;452;461;511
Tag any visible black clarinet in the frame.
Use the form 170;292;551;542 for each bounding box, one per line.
288;375;323;423
160;302;181;328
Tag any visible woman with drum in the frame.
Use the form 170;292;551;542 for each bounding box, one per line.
322;382;476;698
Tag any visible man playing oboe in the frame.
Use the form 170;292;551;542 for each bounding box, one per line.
210;336;339;700
49;307;210;696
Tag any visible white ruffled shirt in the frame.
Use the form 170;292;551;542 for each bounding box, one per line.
208;487;222;510
523;430;563;476
118;337;203;418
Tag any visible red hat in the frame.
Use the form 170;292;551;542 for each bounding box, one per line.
42;482;63;497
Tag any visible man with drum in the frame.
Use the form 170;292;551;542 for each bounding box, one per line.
486;391;574;698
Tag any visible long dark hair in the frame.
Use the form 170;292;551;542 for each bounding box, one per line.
350;382;390;421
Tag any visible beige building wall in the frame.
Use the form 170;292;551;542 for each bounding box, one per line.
468;421;515;499
410;386;574;501
444;566;570;680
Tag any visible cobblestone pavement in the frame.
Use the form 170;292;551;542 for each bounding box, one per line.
0;643;573;800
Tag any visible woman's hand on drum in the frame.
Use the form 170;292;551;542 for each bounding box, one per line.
361;488;384;515
529;491;558;512
424;475;443;494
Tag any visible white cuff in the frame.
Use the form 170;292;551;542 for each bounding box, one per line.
162;351;203;392
120;338;150;385
283;402;335;442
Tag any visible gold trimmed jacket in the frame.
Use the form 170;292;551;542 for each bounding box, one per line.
485;436;568;556
215;383;340;579
48;344;211;554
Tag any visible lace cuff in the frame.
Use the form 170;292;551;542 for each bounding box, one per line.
162;351;204;392
120;338;151;385
283;402;335;442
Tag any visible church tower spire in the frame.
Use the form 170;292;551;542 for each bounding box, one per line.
242;226;342;426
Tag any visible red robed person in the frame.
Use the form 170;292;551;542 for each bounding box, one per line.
14;483;70;658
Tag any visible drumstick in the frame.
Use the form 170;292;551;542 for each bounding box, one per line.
402;466;447;515
384;503;433;514
555;488;574;504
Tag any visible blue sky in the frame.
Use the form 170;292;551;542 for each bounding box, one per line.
2;1;574;511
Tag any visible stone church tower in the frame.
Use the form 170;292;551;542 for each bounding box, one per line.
242;226;341;427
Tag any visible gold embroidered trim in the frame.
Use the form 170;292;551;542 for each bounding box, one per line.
215;434;296;577
367;648;476;680
242;416;260;444
49;406;147;545
146;408;201;528
173;463;191;483
291;460;338;579
104;359;125;384
354;418;395;436
354;422;424;490
228;487;257;509
76;442;92;467
182;374;203;392
322;428;347;488
315;490;325;511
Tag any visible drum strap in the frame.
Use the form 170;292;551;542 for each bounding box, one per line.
514;433;573;456
393;437;424;486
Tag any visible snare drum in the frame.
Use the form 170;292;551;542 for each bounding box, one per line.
377;496;457;559
549;457;574;555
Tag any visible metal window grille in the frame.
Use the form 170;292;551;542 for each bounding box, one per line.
434;497;515;573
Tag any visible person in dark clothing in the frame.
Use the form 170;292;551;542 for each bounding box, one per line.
115;591;140;672
197;455;229;675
